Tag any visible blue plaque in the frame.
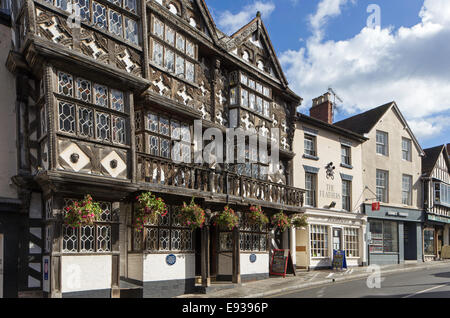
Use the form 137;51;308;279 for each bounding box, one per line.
166;254;176;266
250;254;257;263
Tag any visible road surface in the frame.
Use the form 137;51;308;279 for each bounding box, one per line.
270;266;450;298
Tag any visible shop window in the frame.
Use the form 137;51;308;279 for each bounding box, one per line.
310;225;328;258
369;220;398;253
62;199;112;253
424;229;436;255
344;228;359;257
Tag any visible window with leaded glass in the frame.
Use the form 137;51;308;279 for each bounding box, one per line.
133;206;193;252
92;1;107;30
58;101;75;133
78;107;94;137
56;70;128;145
164;48;175;72
150;16;197;83
241;89;249;108
58;71;73;96
238;213;268;252
113;116;126;144
73;0;90;21
125;17;138;45
108;9;123;37
96;112;110;141
62;199;112;253
76;78;92;102
153;40;164;67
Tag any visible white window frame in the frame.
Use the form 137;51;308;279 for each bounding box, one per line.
376;130;388;156
402;137;412;161
402;174;412;206
310;224;329;258
376;169;388;203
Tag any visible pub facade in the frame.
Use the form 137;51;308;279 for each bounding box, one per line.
292;93;368;269
2;0;305;298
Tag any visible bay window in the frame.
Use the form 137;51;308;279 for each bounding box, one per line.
56;70;128;146
51;0;139;45
151;16;197;83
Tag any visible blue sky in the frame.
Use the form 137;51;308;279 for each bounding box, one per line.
204;0;450;150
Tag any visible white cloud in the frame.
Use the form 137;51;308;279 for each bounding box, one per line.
309;0;355;39
216;1;275;35
409;116;450;140
280;0;450;143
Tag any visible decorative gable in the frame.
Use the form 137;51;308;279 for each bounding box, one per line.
225;16;287;86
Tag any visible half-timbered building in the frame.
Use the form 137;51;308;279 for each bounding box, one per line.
422;145;450;261
3;0;304;297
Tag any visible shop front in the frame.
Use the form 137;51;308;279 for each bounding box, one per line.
296;208;367;269
423;214;450;261
365;204;424;265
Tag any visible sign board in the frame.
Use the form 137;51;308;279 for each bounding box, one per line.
43;256;50;293
372;202;380;211
270;249;296;278
0;234;3;298
332;250;347;270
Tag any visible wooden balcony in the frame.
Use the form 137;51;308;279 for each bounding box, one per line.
136;153;304;212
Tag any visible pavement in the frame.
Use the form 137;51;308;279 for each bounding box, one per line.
177;260;450;298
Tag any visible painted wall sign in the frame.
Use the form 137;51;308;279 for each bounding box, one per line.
166;254;176;266
250;254;257;263
428;214;450;224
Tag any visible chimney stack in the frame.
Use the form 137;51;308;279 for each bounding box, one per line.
310;92;334;124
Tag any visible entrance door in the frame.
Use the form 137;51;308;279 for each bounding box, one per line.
0;234;3;298
332;228;342;251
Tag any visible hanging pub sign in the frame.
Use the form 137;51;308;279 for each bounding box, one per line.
332;250;347;270
270;249;296;278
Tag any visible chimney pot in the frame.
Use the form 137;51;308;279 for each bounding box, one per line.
310;92;334;124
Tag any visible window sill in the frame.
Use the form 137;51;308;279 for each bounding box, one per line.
340;163;353;169
303;154;319;161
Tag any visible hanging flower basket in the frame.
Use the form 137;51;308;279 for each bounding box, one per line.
64;195;102;228
271;211;291;232
177;197;206;230
134;192;168;231
214;206;239;231
291;214;308;229
248;205;269;227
